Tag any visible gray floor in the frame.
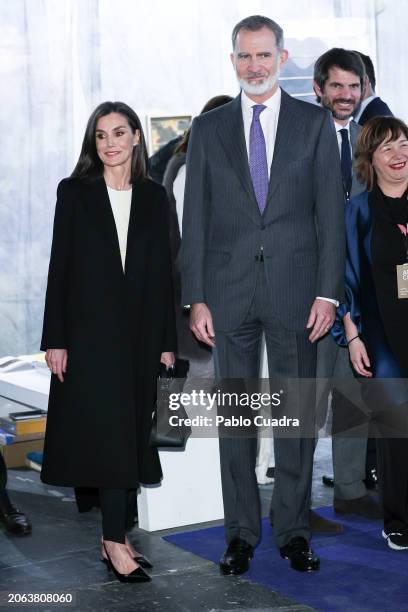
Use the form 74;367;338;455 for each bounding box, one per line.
0;439;334;612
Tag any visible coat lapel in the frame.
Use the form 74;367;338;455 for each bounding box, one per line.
87;178;125;277
124;182;141;274
216;95;261;224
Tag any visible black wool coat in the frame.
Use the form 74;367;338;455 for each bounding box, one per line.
40;176;177;488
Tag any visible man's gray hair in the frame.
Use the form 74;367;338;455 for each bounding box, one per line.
232;15;284;51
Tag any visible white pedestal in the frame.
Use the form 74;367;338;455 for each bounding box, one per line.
138;436;224;531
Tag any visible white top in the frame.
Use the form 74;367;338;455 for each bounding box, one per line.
241;87;282;177
107;186;132;270
173;165;186;236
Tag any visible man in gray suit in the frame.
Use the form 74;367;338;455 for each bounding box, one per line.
180;16;345;574
313;48;382;519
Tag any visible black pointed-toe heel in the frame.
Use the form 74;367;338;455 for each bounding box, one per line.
134;555;153;569
102;545;151;583
101;554;153;569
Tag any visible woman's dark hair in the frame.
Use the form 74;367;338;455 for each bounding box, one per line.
71;101;148;182
355;116;408;191
174;95;233;155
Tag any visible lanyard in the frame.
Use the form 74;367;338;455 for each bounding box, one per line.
397;223;408;262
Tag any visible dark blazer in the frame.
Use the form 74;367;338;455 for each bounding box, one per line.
163;153;212;362
40;177;176;488
180;91;345;332
358;96;393;126
149;136;183;183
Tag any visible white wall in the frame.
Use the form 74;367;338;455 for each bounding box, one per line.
376;0;408;120
1;0;403;356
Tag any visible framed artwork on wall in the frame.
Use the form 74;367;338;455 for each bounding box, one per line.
147;115;191;154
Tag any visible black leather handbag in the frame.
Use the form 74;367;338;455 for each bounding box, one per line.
149;358;191;448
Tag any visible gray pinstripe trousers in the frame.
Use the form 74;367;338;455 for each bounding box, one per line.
213;264;316;548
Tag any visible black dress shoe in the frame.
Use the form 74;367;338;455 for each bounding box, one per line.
322;474;335;488
364;468;378;490
266;467;275;479
219;538;253;575
334;495;382;519
280;537;320;572
310;510;343;534
0;505;32;536
102;545;151;583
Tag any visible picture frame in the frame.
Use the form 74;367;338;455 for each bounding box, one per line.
147;115;191;155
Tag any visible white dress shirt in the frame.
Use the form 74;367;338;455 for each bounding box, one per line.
107;186;132;270
334;119;351;157
241;88;281;176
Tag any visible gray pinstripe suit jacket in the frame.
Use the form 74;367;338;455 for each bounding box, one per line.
349;120;366;199
180;90;345;333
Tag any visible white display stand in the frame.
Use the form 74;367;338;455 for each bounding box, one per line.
0;360;224;532
137;437;224;531
256;338;274;484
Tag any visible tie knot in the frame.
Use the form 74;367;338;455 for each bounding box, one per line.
339;128;349;142
252;104;266;120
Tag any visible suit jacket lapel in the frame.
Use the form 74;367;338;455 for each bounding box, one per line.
349;121;366;198
265;90;303;214
216;95;261;224
349;120;360;151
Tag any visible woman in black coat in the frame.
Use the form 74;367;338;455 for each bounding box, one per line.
41;101;176;582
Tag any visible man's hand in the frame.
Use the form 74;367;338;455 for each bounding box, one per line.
348;338;372;377
160;352;175;368
45;348;68;382
190;303;216;347
306;299;336;343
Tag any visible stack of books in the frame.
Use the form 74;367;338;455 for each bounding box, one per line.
26;451;43;472
0;409;46;468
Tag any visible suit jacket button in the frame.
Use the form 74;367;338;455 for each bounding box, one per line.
260;224;266;230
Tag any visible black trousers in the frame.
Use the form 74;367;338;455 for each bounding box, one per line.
0;452;13;513
0;452;7;490
377;438;408;533
99;488;130;543
361;380;408;533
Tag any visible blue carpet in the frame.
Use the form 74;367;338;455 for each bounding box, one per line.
164;506;408;611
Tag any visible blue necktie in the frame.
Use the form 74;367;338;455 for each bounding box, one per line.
340;128;352;198
249;105;268;213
